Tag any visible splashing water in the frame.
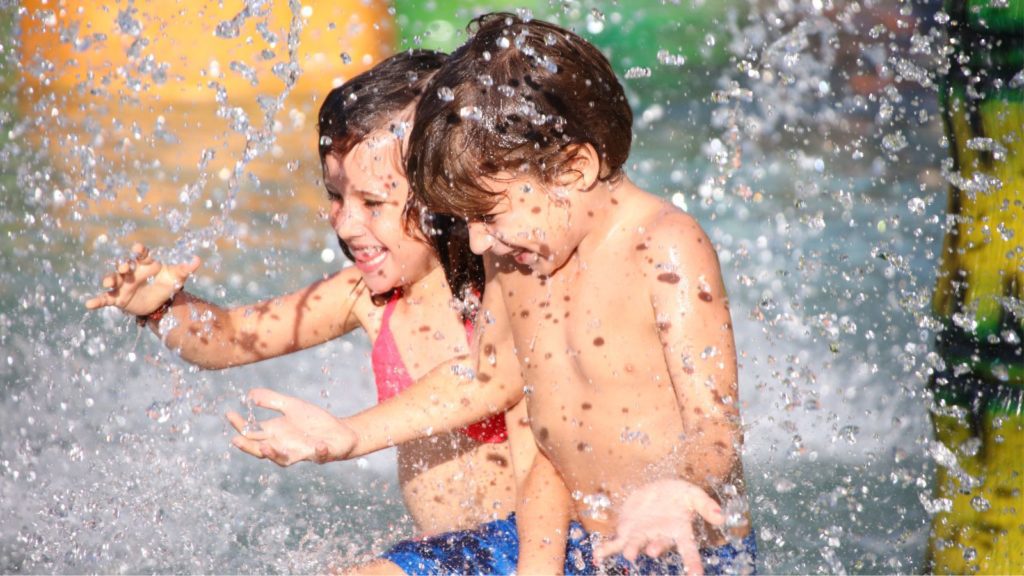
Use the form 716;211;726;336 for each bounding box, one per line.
0;0;977;573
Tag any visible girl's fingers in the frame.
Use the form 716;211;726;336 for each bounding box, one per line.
101;273;117;289
131;243;150;261
171;255;202;282
131;241;152;264
84;293;114;310
117;260;132;275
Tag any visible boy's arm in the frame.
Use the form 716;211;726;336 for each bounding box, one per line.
597;212;737;572
516;447;571;575
646;212;742;487
342;265;524;456
87;243;365;369
230;264;526;464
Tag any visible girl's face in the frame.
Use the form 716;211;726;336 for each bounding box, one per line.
324;131;437;294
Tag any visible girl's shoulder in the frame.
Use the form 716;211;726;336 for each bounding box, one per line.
316;265;378;337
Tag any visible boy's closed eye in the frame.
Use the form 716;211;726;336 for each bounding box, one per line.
470;214;499;225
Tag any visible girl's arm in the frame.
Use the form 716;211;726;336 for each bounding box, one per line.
341;261;523;456
230;260;525;464
87;243;367;369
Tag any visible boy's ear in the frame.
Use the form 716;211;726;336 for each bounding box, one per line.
554;143;601;191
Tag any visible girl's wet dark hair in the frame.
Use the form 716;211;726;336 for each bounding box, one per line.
408;12;633;220
318;50;485;309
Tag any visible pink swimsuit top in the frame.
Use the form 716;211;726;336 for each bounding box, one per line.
370;291;508;444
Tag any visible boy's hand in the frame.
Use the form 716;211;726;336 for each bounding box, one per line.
226;388;357;466
84;243;201;316
595;479;725;576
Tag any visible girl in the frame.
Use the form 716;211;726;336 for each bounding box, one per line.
85;51;521;541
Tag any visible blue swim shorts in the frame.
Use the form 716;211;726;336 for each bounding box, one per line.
561;519;758;575
381;514;519;575
382;513;758;575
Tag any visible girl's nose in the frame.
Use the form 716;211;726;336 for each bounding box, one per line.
332;201;366;238
467;221;495;255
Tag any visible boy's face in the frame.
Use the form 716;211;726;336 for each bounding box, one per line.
324;132;436;294
467;171;586;276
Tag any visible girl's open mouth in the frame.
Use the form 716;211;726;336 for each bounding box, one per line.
353;246;388;273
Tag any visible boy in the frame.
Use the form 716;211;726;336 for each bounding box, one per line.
404;12;756;574
235;13;756;574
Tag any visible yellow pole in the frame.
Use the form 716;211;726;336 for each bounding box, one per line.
928;0;1024;572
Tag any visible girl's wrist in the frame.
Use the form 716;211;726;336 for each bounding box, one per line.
136;293;177;327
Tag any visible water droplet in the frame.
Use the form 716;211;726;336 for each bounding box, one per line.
214;20;240;39
882;132;908;153
775;478;796;493
459;106;482;121
437;86;455;102
970;496;990;512
991;363;1009;382
907;197;926;215
340;52;352;64
625;67;652;79
657;50;686;66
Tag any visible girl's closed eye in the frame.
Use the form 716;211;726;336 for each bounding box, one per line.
326;189;342;202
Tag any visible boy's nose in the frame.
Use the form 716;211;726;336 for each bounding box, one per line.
468;222;495;255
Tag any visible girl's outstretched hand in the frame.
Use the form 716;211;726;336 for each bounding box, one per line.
227;388;357;467
85;243;201;316
594;479;725;576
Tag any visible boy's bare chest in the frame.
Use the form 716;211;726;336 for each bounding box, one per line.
502;267;657;384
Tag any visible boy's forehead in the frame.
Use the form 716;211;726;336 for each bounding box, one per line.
479;170;534;193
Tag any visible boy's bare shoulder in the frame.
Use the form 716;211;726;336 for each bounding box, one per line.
628;197;715;269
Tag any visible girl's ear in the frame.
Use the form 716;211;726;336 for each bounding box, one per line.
553;143;601;191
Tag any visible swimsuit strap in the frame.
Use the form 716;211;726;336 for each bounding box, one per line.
371;290;411;404
370;288;507;443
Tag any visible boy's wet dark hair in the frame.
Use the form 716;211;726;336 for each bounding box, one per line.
408;12;633;219
318;50;484;306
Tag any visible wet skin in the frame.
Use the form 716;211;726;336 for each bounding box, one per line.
325;134;516;534
470;168;750;544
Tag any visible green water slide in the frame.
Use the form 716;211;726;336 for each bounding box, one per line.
393;0;737;85
929;0;1024;573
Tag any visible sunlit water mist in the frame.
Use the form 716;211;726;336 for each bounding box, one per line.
2;0;956;573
